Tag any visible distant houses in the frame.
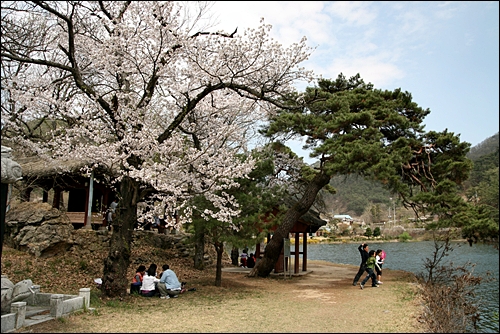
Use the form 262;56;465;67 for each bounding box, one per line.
333;214;353;222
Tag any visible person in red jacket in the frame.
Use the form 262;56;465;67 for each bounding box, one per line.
130;265;146;294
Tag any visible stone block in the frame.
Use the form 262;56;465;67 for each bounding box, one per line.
1;313;16;333
50;294;64;318
11;302;26;329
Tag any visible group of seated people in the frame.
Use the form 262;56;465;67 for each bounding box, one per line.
130;263;193;299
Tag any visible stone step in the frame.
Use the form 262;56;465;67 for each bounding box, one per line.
25;306;50;318
23;314;55;327
23;306;54;328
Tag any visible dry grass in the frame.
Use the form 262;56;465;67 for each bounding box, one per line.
1;231;424;333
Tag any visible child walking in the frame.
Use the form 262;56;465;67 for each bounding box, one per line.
375;249;384;284
360;250;379;289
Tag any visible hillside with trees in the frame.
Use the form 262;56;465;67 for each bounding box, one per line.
466;132;499;161
319;132;499;227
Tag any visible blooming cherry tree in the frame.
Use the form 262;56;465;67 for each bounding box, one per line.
1;1;313;296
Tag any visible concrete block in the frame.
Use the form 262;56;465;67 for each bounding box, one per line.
50;294;64;318
10;302;26;329
26;285;40;306
79;288;90;310
62;296;84;315
1;313;16;333
35;293;53;306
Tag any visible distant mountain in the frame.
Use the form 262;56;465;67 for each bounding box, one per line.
320;132;499;221
467;132;499;161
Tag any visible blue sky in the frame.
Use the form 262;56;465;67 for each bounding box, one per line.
210;1;499;164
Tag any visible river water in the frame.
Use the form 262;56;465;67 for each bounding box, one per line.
291;240;499;333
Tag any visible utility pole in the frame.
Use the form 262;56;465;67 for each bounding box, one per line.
389;197;392;228
392;198;396;226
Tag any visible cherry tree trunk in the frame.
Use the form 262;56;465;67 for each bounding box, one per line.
249;172;331;277
214;241;224;287
101;176;138;297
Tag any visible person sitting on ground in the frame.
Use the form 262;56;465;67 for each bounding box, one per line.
130;265;146;294
247;253;256;268
158;264;183;299
140;263;160;297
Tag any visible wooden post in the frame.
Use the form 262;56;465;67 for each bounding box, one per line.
52;187;62;209
294;232;300;274
302;231;307;271
84;171;94;229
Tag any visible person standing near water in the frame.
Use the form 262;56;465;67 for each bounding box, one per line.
375;249;384;284
352;243;369;286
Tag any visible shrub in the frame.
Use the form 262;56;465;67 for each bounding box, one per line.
416;234;484;333
398;231;412;242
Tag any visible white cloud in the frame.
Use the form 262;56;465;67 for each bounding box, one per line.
325;1;377;26
210;1;333;47
324;56;405;87
435;1;461;20
205;1;498;149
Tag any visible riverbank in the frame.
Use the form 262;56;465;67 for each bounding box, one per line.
300;229;466;244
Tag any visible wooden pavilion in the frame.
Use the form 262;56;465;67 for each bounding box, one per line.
16;157;114;229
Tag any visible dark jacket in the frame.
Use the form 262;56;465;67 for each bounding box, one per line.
358;244;369;264
247;256;256;268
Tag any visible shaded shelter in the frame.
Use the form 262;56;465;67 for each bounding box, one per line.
15;156;114;230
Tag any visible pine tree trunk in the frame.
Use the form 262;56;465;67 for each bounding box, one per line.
231;246;239;266
101;176;138;297
193;220;205;270
214;241;224;287
249;172;331;277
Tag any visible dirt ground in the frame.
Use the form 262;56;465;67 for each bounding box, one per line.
17;260;424;333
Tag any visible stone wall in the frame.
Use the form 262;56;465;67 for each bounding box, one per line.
4;202;195;259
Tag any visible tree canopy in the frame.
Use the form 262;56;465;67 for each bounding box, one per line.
250;74;486;277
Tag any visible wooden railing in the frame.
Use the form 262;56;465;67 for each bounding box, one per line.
65;212;104;224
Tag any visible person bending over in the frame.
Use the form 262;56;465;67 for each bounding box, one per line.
158;264;183;299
